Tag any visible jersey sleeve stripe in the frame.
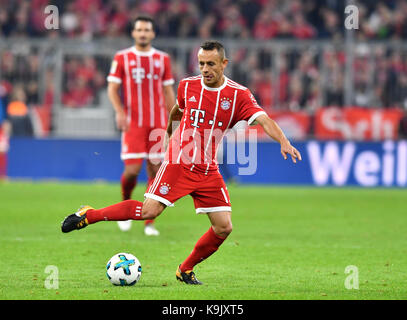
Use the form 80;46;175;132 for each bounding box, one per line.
163;79;175;86
107;75;122;83
227;79;247;90
184;75;201;81
248;111;267;126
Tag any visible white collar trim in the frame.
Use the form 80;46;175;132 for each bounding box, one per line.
201;75;228;91
131;46;155;56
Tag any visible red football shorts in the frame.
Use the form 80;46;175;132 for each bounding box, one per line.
121;126;165;165
144;161;231;214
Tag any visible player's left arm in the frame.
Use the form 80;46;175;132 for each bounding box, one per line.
255;114;302;163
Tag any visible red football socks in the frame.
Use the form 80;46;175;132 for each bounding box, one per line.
121;175;137;201
86;200;143;224
0;153;6;178
180;227;226;272
121;175;155;226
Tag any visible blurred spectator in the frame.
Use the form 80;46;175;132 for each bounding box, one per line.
323;48;345;107
291;12;316;39
61;55;106;107
7;84;33;136
0;82;10;179
62;76;94;107
61;2;80;36
318;8;342;39
253;11;279;39
218;4;247;38
249;69;273;111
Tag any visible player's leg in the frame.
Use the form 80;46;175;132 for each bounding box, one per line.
118;160;143;231
0;152;6;179
143;159;162;235
61;197;166;233
61;162;186;233
177;172;232;285
121;161;143;200
118;126;148;231
176;211;231;285
177;211;231;280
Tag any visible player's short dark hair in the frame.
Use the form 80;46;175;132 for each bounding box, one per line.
133;16;155;31
200;40;226;61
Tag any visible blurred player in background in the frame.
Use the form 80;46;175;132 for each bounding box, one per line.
0;84;10;180
107;16;175;235
62;40;302;284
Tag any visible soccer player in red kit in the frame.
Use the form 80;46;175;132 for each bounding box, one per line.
107;16;175;235
62;41;302;284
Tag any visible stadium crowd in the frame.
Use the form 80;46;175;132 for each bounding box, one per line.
0;0;407;137
1;0;407;40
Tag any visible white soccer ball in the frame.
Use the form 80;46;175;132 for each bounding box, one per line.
106;252;142;286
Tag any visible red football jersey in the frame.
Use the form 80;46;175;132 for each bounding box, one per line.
165;75;267;174
107;46;174;128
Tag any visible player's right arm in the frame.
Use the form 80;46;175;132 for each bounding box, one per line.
235;88;301;163
107;53;128;131
107;82;128;132
255;114;302;163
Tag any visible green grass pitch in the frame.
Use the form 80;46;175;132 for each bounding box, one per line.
0;181;406;300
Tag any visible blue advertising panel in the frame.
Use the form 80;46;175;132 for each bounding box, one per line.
6;138;407;187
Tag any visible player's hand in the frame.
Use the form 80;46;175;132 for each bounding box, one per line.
281;140;302;163
115;110;129;132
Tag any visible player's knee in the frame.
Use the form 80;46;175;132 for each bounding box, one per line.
124;164;142;178
141;198;165;220
141;206;159;220
213;223;233;238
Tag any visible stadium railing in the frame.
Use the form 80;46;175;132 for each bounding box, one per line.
1;38;406;139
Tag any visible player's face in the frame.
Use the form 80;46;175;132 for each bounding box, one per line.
198;49;228;88
132;21;155;48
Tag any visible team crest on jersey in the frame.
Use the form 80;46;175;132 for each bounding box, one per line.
130;60;136;66
159;182;171;195
154;60;161;68
220;97;232;110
